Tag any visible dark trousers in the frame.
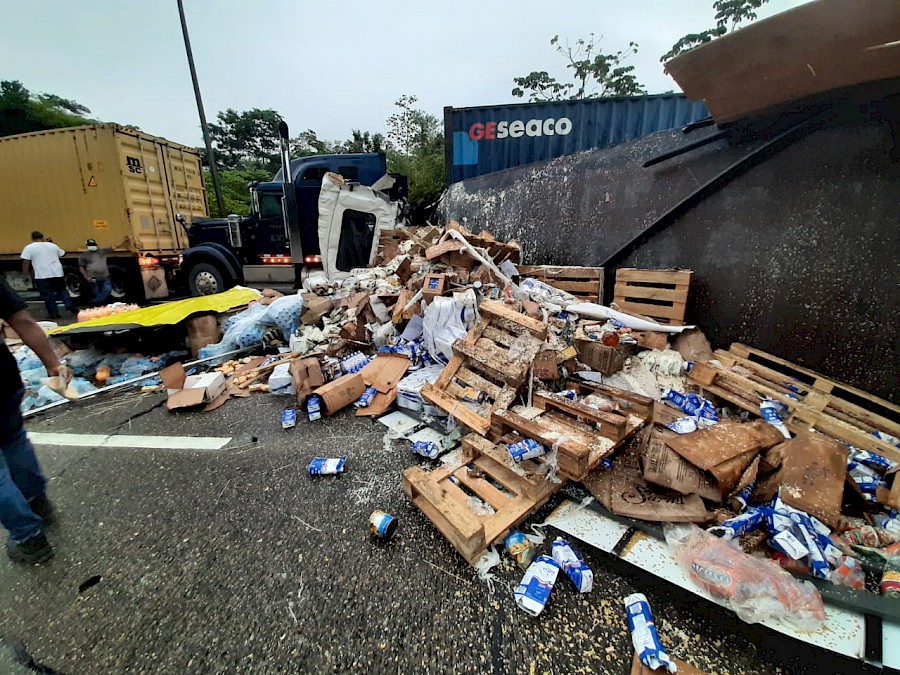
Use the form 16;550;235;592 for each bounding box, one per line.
34;277;74;319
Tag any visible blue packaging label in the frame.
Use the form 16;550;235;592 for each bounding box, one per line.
624;593;676;673
508;438;546;463
355;386;377;408
307;395;322;421
708;509;764;540
412;440;440;460
514;555;559;616
281;408;297;429
308;457;346;475
369;511;395;539
551;537;593;593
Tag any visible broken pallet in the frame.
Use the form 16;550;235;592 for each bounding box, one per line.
422;301;547;434
491;381;652;481
516;266;604;304
402;433;563;564
688;360;900;463
613;268;692;326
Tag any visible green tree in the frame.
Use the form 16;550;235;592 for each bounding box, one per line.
0;80;96;137
203;168;271;217
289;129;337;157
661;0;769;62
385;95;444;205
339;129;385;154
207;108;283;172
512;35;646;102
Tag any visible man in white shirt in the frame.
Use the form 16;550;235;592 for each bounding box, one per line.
20;231;74;320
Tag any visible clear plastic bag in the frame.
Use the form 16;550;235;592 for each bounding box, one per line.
665;524;826;631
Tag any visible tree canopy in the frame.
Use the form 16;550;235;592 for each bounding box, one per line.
0;80;97;137
512;34;646;102
661;0;769;62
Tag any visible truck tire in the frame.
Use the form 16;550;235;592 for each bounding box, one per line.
64;266;88;304
188;262;228;296
108;264;131;301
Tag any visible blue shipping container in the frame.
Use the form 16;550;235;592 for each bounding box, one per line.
444;94;709;184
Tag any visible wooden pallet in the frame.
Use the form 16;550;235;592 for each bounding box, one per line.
465;232;521;264
688;360;900;463
516;266;604;304
718;343;900;439
373;229;411;266
491;381;652;481
613;268;692;325
421;301;547;434
402;432;563;563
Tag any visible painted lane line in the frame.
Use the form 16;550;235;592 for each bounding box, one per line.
29;432;231;451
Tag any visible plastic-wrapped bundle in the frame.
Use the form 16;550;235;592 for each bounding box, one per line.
262;293;303;340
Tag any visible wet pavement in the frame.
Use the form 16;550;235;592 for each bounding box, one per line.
0;387;875;674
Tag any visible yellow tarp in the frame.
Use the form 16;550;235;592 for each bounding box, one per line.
51;286;261;335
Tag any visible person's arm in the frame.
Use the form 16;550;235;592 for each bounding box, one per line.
7;309;69;382
79;260;92;281
22;259;30;276
56;244;66;257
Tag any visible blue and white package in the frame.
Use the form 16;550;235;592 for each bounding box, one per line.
355;386;377;408
708;509;765;540
759;399;791;439
759;506;795;534
848;460;879;479
729;483;755;512
307;394;322;421
507;438;547;463
559;390;577;400
514;555;560;616
412;440;440;460
796;523;830;579
281;408;297;429
851;475;884;494
873;431;900;447
851;449;896;473
666;416;700;434
769;530;809;560
308;457;346;476
624;593;677;673
551;537;593;593
661;389;718;426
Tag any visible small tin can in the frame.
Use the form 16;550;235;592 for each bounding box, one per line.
281;408;297;429
369;510;397;541
412;440;440;459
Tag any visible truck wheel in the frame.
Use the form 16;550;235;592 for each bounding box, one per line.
108;264;131;301
188;262;227;296
64;267;87;304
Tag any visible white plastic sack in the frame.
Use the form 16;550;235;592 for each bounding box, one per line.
423;297;471;363
566;302;694;334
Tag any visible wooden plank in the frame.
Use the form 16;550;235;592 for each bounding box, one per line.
479;301;548;339
616;300;686;321
453;339;524;387
571;381;654;418
533;391;628;434
482;489;557;544
614;283;689;302
433;354;464;390
454;366;501;401
452;467;510;511
421;384;491;434
616;268;693;285
403;467;483;543
543;280;601;293
425;239;465;260
481;325;516;348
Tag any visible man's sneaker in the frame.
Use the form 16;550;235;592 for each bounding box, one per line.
6;533;54;564
28;496;56;527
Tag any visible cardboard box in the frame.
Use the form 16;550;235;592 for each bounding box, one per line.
422;273;447;302
356;353;411;417
301;295;335;326
186;314;220;358
640;426;720;501
312;372;366;415
160;363;227;411
574;339;630;375
533;350;559;381
290;357;326;405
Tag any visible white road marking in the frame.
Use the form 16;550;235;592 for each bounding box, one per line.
29;432;231;451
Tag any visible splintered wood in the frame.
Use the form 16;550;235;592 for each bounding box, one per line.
613;268;692;326
421;301;546;435
516;266;604;303
690;343;900;462
402;433;562;564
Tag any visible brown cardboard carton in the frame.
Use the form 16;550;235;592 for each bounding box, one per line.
301;295;335;326
422;273;447;302
160;363;227;411
186;314;220;358
290;357;325;405
312;373;366;415
640;426;720;501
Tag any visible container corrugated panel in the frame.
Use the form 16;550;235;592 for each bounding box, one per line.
444;94;710;183
0;124;207;257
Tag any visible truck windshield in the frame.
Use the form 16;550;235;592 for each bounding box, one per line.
258;194;283;219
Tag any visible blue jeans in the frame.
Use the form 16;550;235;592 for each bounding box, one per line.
35;277;75;319
0;424;46;543
91;277;113;306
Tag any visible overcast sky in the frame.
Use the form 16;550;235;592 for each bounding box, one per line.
2;0;808;148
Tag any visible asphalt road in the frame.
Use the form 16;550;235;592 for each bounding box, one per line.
0;387;875;674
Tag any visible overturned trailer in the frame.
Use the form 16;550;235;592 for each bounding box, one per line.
440;0;900;405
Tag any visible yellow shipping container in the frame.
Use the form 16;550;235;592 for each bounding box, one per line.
0;124;209;300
